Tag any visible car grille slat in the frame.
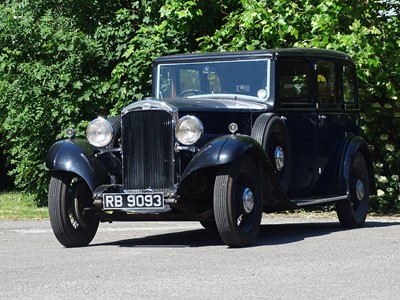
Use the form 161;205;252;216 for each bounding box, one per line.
122;110;174;190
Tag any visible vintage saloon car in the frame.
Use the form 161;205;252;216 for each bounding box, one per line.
47;48;376;248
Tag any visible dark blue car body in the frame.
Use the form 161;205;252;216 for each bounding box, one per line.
47;49;376;248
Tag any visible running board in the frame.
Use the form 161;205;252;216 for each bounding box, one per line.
290;195;348;207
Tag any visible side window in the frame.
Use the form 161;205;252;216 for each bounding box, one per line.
207;73;222;94
316;60;338;106
343;64;355;104
277;60;310;106
180;69;201;92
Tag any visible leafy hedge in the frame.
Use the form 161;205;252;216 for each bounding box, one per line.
0;0;399;213
0;0;235;204
199;0;400;213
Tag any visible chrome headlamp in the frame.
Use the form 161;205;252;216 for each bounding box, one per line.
86;117;113;147
175;115;204;145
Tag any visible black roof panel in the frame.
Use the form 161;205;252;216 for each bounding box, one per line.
153;48;353;64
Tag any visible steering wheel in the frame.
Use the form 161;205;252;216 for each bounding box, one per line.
178;89;206;97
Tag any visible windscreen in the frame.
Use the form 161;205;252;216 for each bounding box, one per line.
156;59;271;101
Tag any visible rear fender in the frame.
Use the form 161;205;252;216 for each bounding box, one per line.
341;135;376;195
46;139;110;192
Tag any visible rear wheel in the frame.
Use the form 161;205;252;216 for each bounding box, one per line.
336;152;369;228
48;172;99;247
213;156;262;247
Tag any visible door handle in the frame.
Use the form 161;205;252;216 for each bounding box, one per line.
318;115;326;126
309;115;326;126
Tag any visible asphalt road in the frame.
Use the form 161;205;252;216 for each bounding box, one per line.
1;214;399;299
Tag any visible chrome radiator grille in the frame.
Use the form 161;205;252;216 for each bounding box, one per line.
121;109;175;190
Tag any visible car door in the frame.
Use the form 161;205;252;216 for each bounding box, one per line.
276;58;318;198
313;60;359;195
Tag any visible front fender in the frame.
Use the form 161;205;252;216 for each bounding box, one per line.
180;134;292;211
181;134;265;180
46;139;109;192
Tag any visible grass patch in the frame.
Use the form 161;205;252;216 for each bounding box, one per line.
0;192;48;220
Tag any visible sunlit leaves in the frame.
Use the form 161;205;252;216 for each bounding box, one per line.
0;0;399;212
0;0;236;204
0;0;132;203
200;0;400;213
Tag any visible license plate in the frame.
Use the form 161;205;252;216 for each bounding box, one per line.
103;193;164;210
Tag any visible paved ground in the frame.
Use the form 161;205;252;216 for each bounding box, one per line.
1;214;399;299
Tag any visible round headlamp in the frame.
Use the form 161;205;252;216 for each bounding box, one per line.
86;117;113;147
175;115;204;145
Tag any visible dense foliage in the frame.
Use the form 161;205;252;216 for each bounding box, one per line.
199;0;400;213
0;0;235;204
0;0;399;212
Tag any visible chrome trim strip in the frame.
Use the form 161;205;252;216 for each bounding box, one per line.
293;195;348;207
105;203;173;214
122;99;178;115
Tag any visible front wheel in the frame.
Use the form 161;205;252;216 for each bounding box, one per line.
336;152;369;228
213;156;262;247
48;172;99;247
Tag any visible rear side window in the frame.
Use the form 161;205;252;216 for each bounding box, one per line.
277;60;310;107
343;64;356;104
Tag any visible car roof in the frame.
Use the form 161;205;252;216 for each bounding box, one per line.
153;48;354;64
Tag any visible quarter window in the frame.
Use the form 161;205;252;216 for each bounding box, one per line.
343;65;355;104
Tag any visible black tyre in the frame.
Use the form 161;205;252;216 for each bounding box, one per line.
336;152;369;228
251;114;292;192
48;172;99;247
213;156;262;247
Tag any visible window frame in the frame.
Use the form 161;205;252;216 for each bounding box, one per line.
276;58;313;109
341;63;358;109
314;59;340;110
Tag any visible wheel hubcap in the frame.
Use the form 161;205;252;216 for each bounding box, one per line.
242;188;255;213
356;179;365;201
275;146;285;171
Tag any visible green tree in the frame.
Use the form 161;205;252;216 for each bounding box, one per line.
200;0;400;213
0;0;124;203
107;0;238;114
1;0;399;212
0;0;235;204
